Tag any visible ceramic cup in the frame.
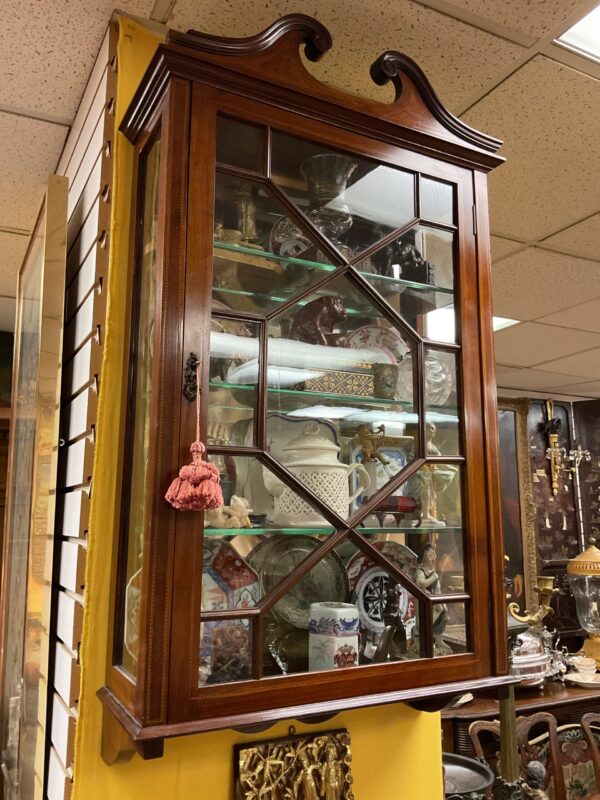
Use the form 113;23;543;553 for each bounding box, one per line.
308;602;359;672
572;655;596;681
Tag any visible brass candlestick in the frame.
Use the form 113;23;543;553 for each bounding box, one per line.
508;575;558;627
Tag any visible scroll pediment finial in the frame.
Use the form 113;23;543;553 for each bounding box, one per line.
180;14;332;63
370;50;502;153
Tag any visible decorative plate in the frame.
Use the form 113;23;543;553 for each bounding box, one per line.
564;672;600;688
202;539;260;613
396;352;453;406
269;215;311;256
345;541;417;592
354;566;411;634
347;324;409;365
247;535;349;629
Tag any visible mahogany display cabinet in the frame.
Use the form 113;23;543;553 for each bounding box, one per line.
99;15;513;760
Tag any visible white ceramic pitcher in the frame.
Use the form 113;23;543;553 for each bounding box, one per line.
263;423;370;527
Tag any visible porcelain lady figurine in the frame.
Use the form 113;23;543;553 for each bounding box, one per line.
416;543;450;655
409;423;457;526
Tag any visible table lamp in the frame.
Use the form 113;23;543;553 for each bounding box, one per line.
567;538;600;667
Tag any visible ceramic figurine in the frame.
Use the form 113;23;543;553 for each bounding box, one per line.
289;296;347;346
416;543;450;655
372;583;407;662
309;602;359;671
523;761;549;800
204;495;253;528
408;422;457;527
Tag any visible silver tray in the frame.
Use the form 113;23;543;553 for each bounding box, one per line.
443;752;494;797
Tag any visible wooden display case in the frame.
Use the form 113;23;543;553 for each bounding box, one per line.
99;15;512;760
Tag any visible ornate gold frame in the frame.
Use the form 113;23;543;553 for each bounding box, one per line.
497;397;538;611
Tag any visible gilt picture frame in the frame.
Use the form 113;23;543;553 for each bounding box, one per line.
497;397;538;612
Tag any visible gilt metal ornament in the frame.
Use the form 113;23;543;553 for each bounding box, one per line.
235;727;354;800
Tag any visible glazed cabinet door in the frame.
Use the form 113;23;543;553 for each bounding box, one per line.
166;86;494;724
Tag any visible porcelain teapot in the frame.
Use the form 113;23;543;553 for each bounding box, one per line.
264;423;370;527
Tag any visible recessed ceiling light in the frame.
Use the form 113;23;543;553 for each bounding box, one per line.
556;5;600;61
492;316;520;332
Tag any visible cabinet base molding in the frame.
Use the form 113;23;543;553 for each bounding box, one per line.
98;675;517;762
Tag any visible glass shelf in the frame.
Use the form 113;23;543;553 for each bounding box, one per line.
213;241;453;297
208;381;459;417
203;526;463;536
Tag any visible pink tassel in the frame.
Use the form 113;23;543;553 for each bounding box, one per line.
165;360;223;511
165;441;223;511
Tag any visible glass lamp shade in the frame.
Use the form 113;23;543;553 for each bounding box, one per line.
567;539;600;666
567;574;600;634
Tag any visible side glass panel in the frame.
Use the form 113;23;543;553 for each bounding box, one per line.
118;137;161;678
200;116;468;687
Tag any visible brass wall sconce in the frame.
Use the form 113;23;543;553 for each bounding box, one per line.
544;399;591;496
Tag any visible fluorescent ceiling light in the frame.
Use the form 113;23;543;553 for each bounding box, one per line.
556;5;600;60
492;316;520;332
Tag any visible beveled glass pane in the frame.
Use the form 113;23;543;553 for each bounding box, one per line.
266;274;419;518
425;349;460;456
208;317;260;447
359;225;456;342
263;539;421;675
271;130;416;256
201;454;335;612
216;115;265;173
199;619;253;686
437;602;468;655
392;349;456;412
120;136;161;678
212;173;336;313
420;176;454;224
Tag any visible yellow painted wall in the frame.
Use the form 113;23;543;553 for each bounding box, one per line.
71;16;444;800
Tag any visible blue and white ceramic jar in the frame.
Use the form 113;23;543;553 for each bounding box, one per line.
308;601;359;671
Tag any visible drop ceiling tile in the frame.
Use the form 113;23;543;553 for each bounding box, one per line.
541;213;600;261
494;321;600;367
490;235;526;262
169;0;525;112
536;347;600;378
538;297;600;333
0;113;67;231
441;0;593;38
464;56;600;241
546;379;600;397
0;297;16;332
491;247;600;320
495;367;592;391
495;363;523;375
0;1;155;119
0;232;28;296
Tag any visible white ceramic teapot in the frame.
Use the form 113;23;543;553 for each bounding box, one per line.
263;423;370;527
